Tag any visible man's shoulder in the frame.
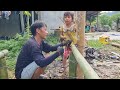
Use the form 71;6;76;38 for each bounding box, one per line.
28;37;35;43
25;37;36;46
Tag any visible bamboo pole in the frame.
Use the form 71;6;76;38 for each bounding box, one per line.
0;50;8;59
76;11;86;79
0;50;8;79
71;45;100;79
69;52;77;79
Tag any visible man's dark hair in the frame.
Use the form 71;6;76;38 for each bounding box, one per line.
63;11;74;21
30;20;47;36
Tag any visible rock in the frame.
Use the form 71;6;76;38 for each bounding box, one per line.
110;56;119;59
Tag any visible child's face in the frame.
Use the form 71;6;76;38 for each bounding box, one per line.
64;15;73;25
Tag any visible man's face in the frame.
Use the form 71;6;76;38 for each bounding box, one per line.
37;26;48;39
64;15;73;25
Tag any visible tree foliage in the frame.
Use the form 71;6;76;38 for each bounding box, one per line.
110;13;120;23
99;14;112;27
23;11;31;16
91;12;120;28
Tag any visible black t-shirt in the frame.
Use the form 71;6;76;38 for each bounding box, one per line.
15;36;63;79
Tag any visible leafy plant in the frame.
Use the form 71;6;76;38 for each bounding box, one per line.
0;25;31;71
45;34;59;45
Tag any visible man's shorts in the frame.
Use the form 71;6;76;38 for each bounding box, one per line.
21;61;39;79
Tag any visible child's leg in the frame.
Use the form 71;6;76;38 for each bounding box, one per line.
62;47;70;71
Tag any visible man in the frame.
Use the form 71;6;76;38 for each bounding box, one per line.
2;11;11;20
85;22;91;33
15;20;70;79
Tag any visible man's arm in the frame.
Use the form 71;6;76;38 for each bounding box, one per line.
42;41;63;53
32;46;63;68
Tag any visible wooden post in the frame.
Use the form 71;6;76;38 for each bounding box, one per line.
38;11;41;20
32;11;34;24
20;11;25;34
96;12;99;31
76;11;86;79
0;50;9;79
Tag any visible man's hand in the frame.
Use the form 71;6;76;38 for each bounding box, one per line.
57;46;64;55
62;40;72;47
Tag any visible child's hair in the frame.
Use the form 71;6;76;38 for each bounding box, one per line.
63;11;74;21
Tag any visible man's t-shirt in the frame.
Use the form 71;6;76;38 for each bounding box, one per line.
15;36;63;79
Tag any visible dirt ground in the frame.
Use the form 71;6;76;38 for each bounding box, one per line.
42;60;69;79
88;44;120;79
91;63;120;79
7;43;120;79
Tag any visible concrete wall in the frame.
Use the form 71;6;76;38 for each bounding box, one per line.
0;11;74;37
40;11;65;33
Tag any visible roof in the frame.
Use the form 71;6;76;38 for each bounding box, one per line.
86;11;101;20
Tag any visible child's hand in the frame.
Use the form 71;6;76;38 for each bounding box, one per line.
62;40;72;46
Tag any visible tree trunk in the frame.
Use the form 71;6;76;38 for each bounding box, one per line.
76;11;86;79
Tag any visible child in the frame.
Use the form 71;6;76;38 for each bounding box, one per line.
60;12;77;45
59;12;77;77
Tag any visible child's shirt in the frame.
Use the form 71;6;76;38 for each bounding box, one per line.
60;23;77;45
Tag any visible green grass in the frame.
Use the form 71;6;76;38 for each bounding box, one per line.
111;40;120;44
0;34;30;71
87;40;120;49
87;40;104;49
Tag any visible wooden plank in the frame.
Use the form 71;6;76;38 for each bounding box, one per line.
111;42;120;48
111;52;120;57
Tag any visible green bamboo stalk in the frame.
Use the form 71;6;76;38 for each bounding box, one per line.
71;45;100;79
0;50;8;79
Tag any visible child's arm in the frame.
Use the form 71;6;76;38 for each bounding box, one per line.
59;26;66;41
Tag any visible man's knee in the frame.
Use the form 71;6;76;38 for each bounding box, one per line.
31;67;46;79
21;61;39;79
